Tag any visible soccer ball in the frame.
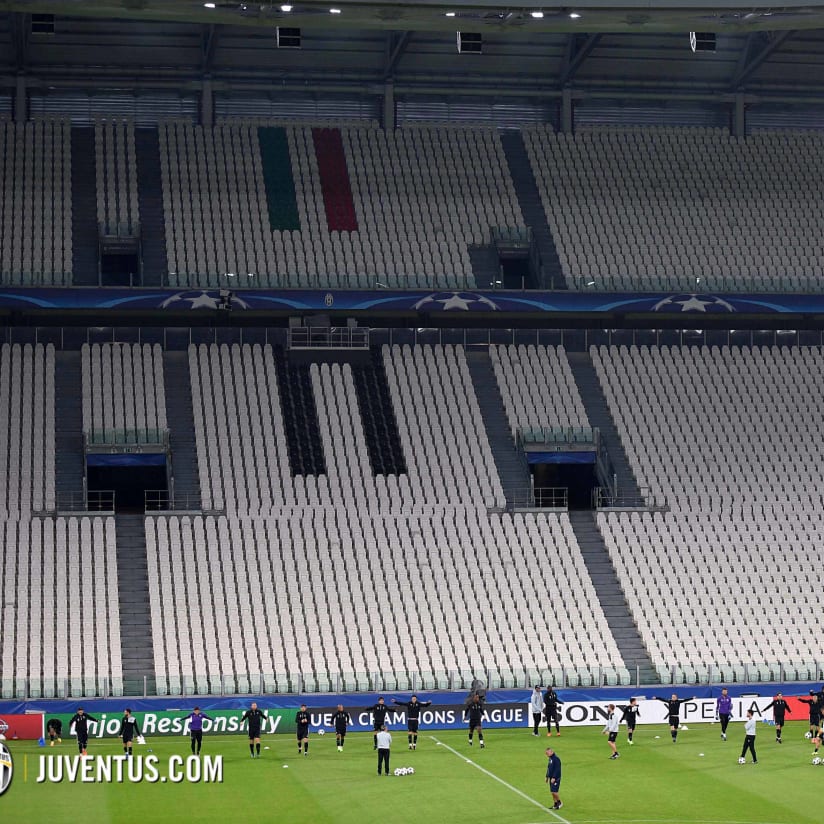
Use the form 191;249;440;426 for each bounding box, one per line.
805;732;813;739
813;757;822;766
393;768;402;776
318;729;325;736
738;757;746;764
407;767;415;775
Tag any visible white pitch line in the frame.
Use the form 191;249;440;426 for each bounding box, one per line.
429;736;572;824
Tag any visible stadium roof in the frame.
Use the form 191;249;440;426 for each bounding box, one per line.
1;2;824;102
4;1;824;34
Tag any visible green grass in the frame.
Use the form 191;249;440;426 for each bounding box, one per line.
6;721;820;824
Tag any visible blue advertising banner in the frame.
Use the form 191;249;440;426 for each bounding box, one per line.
2;683;819;733
0;287;822;315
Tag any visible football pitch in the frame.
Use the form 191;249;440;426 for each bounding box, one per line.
6;721;820;824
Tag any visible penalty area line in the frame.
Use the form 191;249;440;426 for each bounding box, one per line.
429;736;572;824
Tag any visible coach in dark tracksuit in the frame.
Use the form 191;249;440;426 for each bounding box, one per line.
464;695;485;748
543;687;564;736
69;707;99;755
366;697;390;750
764;694;791;743
545;747;563;811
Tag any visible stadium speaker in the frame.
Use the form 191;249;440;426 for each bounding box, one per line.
277;27;301;49
31;13;55;35
457;32;482;54
689;32;716;53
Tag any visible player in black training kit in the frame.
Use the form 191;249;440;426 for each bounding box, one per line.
619;698;641;745
330;705;351;752
118;709;141;757
46;718;63;747
763;694;790;743
464;694;485;748
241;702;268;758
653;695;695;743
392;695;433;750
799;691;822;741
543;687;564;737
69;707;99;755
295;704;310;756
366;697;390;750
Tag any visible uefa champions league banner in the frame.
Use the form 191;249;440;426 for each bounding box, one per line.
0;286;822;315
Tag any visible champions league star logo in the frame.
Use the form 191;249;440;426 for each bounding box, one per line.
160;291;251;310
652;293;735;313
412;292;500;311
0;741;12;796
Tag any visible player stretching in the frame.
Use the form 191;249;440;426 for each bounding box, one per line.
69;707;99;756
619;697;640;745
543;686;564;737
653;694;695;743
392;695;432;750
295;704;310;756
365;697;390;750
602;704;621;759
464;694;485;748
46;718;63;747
764;693;790;744
799;690;822;742
330;705;351;752
119;709;141;757
716;688;732;741
241;702;268;758
183;707;213;755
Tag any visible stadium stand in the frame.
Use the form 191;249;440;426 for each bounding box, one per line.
94;118;139;235
489;344;590;437
523;125;824;292
81;343;168;442
159;121;524;289
592;343;824;682
0;343;55;514
0;516;122;699
145;510;626;695
0;118;72;285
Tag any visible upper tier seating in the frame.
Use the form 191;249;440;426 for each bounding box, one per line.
524;125;824;292
159;120;524;289
188;342;503;512
0;516;122;699
0;343;55;514
0;118;72;285
490;344;589;437
94;118;139;235
146;509;625;695
81;343;167;441
592;343;824;681
591;344;824;512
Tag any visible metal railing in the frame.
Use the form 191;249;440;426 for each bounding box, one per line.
593;486;668;511
6;660;823;700
517;426;595;446
145;490;202;512
85;428;168;447
48;490;116;513
287;326;370;350
505;487;569;511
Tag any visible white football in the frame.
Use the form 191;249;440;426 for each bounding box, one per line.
394;768;402;776
681;726;688;731
813;757;822;766
318;729;325;736
738;757;746;764
805;732;813;739
408;767;415;774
